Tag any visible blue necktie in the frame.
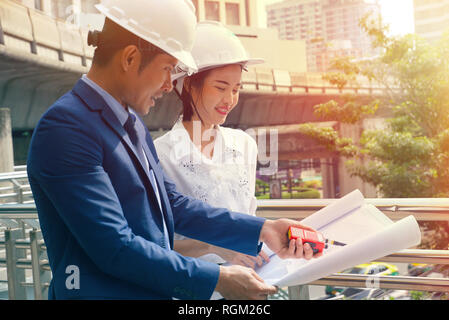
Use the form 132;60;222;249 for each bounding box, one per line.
124;113;147;171
124;113;170;249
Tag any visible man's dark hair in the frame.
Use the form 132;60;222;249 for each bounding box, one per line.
88;18;165;73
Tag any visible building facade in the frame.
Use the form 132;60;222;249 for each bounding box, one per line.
16;0;103;28
414;0;449;43
191;0;258;27
267;0;380;72
19;0;256;28
14;0;307;72
191;0;308;72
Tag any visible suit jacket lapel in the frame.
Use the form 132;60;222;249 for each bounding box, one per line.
72;79;162;213
135;118;174;239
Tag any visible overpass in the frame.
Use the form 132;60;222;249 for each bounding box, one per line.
0;0;387;132
0;0;387;198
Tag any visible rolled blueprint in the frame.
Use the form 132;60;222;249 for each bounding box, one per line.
274;215;421;287
256;189;422;287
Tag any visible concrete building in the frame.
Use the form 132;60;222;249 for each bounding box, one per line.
191;0;308;72
191;0;258;27
3;0;375;197
267;0;380;72
267;0;324;71
15;0;307;72
414;0;449;43
16;0;103;29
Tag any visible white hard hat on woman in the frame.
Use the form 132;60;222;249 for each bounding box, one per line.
94;0;199;74
173;21;264;92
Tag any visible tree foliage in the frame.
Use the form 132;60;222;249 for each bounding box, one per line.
299;13;449;249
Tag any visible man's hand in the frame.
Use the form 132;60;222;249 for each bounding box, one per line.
215;265;278;300
259;218;323;260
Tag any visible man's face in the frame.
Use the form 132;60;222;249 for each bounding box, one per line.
123;52;178;116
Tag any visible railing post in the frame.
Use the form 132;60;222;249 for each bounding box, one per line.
0;109;14;174
288;285;310;300
0;20;4;45
11;179;23;204
4;228;27;300
29;229;49;300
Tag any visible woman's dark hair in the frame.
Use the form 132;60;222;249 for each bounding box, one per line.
88;18;165;73
177;69;214;122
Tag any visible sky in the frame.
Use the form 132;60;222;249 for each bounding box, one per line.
259;0;415;36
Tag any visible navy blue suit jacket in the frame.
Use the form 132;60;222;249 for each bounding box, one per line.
27;79;265;299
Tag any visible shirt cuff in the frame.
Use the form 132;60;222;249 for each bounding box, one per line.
257;242;264;254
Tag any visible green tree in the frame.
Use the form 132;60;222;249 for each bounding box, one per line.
298;14;449;249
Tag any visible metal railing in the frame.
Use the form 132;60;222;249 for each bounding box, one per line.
0;169;448;299
0;0;391;96
0;171;33;205
259;198;449;299
257;197;449;222
0;202;448;300
13;166;27;172
0;227;50;300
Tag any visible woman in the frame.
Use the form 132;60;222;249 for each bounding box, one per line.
154;21;268;273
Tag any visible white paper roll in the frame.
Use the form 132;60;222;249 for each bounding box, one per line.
275;215;421;287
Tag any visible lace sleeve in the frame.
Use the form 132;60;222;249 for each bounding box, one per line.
248;134;258;215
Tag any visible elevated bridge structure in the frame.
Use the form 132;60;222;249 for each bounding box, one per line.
0;0;389;198
0;0;387;133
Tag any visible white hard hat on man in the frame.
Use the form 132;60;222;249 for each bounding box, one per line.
94;0;198;75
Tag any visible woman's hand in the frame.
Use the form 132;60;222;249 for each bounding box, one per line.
213;246;270;269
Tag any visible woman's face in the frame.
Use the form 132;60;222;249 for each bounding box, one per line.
189;64;242;126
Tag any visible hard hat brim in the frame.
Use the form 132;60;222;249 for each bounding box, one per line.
197;58;265;73
245;58;266;66
171;57;265;95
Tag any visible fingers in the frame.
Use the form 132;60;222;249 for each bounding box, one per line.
295;239;305;258
233;254;264;269
259;250;270;264
242;256;257;269
246;268;278;299
257;285;278;299
295;240;315;259
303;243;314;260
280;239;316;259
242;252;269;269
286;239;296;257
216;265;279;300
248;254;265;268
251;271;278;299
292;239;306;259
233;255;255;268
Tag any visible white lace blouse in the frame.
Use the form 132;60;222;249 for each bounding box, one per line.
154;119;258;264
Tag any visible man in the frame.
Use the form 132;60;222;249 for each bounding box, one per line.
27;0;318;300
